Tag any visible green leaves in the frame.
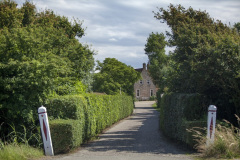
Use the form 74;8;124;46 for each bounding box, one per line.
144;32;168;92
151;4;240;122
93;58;140;96
0;0;23;29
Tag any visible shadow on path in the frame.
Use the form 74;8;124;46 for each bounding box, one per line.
82;103;192;155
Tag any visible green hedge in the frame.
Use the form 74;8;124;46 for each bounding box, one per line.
182;120;206;147
50;119;83;154
46;95;86;120
159;93;207;147
46;94;134;154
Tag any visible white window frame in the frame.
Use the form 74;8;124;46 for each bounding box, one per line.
137;89;140;97
139;80;143;84
150;89;153;97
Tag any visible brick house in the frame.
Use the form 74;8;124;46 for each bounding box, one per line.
134;63;158;100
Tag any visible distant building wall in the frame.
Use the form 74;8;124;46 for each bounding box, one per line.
134;63;157;101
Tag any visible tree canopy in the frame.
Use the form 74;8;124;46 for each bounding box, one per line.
144;32;168;92
93;58;140;96
146;4;240;122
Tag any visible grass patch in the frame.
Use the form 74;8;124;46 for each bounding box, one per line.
152;102;160;112
0;143;44;160
190;115;240;159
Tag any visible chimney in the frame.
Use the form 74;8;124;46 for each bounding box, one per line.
143;63;146;70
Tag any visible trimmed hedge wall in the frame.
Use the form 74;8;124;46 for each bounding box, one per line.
159;93;207;147
46;95;86;120
50;119;83;154
45;94;134;154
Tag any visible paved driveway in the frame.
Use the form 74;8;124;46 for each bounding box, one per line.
44;101;194;160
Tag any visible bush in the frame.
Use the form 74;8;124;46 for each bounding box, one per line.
50;119;83;154
46;95;86;120
149;96;156;101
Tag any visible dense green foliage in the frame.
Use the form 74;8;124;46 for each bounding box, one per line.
146;4;240;123
50;119;83;154
159;93;206;147
46;94;134;154
144;32;168;92
0;0;94;141
154;4;240;96
93;58;140;96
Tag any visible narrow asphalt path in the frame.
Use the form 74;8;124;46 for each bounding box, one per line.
45;101;194;160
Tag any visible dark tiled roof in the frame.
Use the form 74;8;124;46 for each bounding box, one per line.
135;68;143;72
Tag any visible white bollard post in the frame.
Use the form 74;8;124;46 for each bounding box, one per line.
207;105;217;146
38;106;54;156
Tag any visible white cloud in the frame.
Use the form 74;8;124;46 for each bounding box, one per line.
109;38;118;42
15;0;240;69
35;0;106;12
92;44;147;68
128;53;140;58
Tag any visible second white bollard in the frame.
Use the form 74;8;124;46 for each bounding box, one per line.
38;106;54;156
207;105;217;146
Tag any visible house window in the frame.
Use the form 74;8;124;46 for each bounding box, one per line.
137;89;140;97
139;80;143;84
147;80;150;85
150;89;153;97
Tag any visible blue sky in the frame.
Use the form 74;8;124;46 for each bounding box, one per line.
16;0;240;69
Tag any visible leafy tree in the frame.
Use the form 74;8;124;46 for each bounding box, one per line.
153;4;240;92
21;1;36;26
93;58;140;96
0;0;23;29
0;0;94;139
35;9;85;39
151;4;240;122
234;22;240;33
144;32;168;92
